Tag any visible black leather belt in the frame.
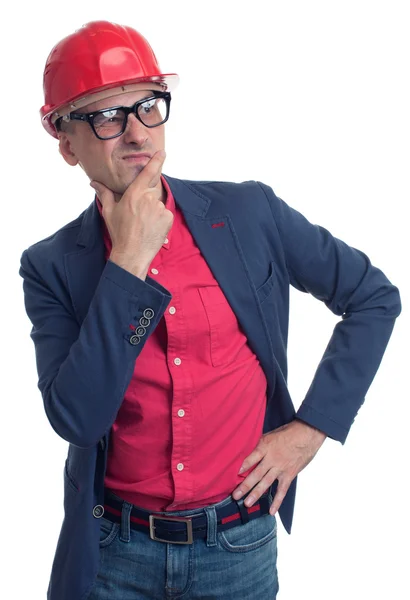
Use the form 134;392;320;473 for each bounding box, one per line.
102;489;271;545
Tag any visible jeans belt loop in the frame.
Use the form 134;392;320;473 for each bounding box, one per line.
204;505;218;547
119;501;133;543
235;496;250;524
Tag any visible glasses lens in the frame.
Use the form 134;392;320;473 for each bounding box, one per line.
137;96;168;127
93;108;126;139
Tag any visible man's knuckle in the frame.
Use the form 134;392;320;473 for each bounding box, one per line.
252;465;265;480
144;189;157;201
256;482;268;495
265;471;277;486
254;448;264;461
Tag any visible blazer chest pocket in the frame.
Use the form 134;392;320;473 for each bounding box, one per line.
256;262;277;304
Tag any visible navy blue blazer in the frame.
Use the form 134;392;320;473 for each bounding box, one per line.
20;175;401;600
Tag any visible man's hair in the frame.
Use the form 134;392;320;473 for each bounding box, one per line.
55;118;74;134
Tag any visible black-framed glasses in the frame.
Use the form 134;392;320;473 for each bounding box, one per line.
58;92;171;140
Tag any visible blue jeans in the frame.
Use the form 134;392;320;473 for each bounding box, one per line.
86;492;279;599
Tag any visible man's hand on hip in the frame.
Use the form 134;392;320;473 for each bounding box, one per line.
232;419;327;515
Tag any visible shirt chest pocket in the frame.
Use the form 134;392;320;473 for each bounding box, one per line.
198;286;241;367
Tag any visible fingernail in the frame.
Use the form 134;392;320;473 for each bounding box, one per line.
238;465;245;474
233;490;243;500
245;495;255;507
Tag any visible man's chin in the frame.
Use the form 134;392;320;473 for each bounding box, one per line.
123;163;146;183
110;173;138;195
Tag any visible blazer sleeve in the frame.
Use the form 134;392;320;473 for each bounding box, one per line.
20;250;171;448
257;182;401;443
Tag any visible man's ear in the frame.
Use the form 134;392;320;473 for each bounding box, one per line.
58;133;79;166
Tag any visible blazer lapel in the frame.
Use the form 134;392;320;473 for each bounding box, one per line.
64;199;106;324
164;175;277;395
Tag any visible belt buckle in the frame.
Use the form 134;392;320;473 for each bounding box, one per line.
149;515;194;544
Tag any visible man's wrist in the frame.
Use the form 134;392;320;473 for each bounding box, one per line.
294;418;327;443
109;252;149;281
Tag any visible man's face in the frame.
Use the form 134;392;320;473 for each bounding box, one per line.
58;87;166;195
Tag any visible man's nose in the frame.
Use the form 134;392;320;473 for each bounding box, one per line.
123;112;149;145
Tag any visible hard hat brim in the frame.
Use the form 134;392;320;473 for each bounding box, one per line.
41;73;179;138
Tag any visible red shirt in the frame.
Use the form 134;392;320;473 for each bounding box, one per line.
97;176;267;511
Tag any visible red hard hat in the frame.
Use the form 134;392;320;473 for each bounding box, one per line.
40;20;179;138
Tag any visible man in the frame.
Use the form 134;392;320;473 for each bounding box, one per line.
20;20;401;600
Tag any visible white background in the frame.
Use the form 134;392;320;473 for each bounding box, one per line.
2;1;409;598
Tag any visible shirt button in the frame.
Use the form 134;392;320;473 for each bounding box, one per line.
151;268;159;275
174;358;182;366
164;238;169;244
169;306;176;315
177;409;185;417
176;463;184;471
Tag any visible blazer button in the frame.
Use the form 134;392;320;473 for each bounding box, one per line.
143;308;155;319
129;335;141;345
93;505;104;518
139;317;150;327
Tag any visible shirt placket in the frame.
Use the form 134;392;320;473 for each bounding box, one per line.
164;282;194;508
147;239;194;508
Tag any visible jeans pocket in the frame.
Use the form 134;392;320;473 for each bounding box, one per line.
218;513;277;553
99;517;120;548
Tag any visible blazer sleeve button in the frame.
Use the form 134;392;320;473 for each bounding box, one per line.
129;335;141;345
143;308;155;319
